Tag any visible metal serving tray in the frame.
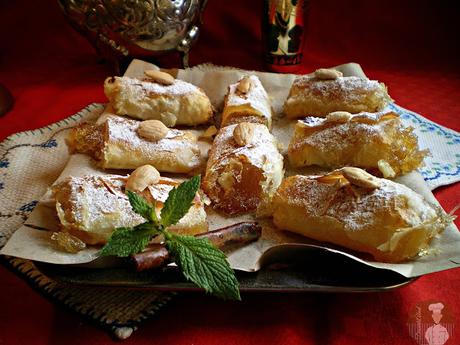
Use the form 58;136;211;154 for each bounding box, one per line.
35;247;415;293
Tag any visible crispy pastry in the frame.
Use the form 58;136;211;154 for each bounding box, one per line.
221;75;272;128
272;168;451;263
202;122;284;215
52;173;207;245
283;69;392;118
104;76;213;126
288;111;428;177
67;115;203;173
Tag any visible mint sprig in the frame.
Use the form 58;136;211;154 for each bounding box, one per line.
166;233;241;300
99;223;155;257
127;191;153;220
99;175;240;300
160;175;201;227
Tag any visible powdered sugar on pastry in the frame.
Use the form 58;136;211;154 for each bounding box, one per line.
53;175;207;244
288;111;428;176
225;75;272;125
273;172;448;262
113;76;198;96
294;76;383;102
210;124;281;170
68;115;204;172
280;174;438;233
295;119;386;153
203;123;284;215
331;180;437;232
107;115;195;153
53;175;145;243
283;75;392;118
104;76;213;125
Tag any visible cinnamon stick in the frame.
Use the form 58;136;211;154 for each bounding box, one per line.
131;222;261;271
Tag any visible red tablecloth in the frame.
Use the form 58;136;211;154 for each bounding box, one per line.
1;1;459;344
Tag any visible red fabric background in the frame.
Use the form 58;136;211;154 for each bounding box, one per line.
1;0;460;344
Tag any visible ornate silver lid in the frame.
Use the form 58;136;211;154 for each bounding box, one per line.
58;0;207;69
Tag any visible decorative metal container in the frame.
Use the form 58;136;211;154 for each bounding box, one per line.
58;0;208;71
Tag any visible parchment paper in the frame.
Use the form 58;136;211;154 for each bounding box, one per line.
2;59;460;278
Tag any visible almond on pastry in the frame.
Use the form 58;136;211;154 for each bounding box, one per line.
52;174;208;245
137;120;169;142
67;115;203;173
199;125;218;141
283;73;392;118
233;122;257;146
325;111;353;123
203;122;283;215
221;75;272;128
126;165;161;192
236;76;252;94
314;68;343;80
272;170;452;263
288;110;428;177
340;167;381;189
104;76;213;126
144;70;175;85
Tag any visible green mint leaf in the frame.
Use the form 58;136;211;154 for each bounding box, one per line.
99;223;156;257
127;191;153;221
160;175;201;227
166;234;241;300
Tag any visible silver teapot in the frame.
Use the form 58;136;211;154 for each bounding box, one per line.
58;0;207;70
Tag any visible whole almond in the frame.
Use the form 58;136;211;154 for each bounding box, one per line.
314;68;343;80
160;112;177;127
144;70;175;85
380;112;400;122
233;122;257;146
377;159;396;178
137;120;169;141
199;125;218;140
316;173;347;186
236;76;252;94
341;167;381;189
326;111;353;123
126;165;161;192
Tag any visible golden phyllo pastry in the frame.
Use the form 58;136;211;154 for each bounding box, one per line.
283;68;392;118
272;168;451;263
104;73;213;126
52;171;207;245
67;115;203;173
202;122;284;215
221;75;272;128
288;110;428;178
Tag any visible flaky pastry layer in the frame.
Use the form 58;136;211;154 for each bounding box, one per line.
284;75;392;118
221;75;272;128
202;123;284;215
272;171;450;262
52;175;207;245
288;111;428;177
104;76;213;126
67;115;203;173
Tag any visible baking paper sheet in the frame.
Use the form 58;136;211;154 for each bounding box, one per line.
2;59;460;278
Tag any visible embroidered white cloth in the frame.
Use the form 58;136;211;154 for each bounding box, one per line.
387;103;460;189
